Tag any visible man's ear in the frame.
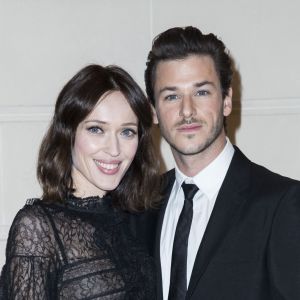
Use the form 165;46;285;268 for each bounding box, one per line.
223;87;233;117
152;104;159;124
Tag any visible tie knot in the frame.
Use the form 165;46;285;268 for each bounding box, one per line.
181;182;199;202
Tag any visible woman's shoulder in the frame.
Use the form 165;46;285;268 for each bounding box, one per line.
6;199;57;257
13;198;48;225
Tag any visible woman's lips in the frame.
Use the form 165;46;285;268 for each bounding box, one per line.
94;159;121;175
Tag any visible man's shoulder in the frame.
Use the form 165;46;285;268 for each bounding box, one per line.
162;168;175;181
233;146;300;191
161;169;175;192
251;160;300;190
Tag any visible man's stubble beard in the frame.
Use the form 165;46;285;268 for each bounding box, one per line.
160;110;225;157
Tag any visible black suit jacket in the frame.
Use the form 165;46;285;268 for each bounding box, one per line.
155;147;300;300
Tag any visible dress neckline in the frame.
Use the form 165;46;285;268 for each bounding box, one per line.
66;194;112;212
65;194;125;226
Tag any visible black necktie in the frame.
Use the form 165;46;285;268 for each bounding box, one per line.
168;182;199;300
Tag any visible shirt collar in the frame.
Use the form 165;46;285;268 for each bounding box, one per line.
174;138;235;200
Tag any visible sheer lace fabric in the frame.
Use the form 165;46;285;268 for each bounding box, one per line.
0;196;156;299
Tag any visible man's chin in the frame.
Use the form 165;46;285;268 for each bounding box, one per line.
170;144;206;156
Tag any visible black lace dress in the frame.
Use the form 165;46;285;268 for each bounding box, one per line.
0;195;156;299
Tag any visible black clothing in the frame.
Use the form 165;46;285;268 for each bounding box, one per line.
155;147;300;300
168;183;198;300
0;195;156;299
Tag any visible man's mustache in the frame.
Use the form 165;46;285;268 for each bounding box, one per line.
175;117;203;127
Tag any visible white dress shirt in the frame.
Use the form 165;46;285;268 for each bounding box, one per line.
160;139;235;300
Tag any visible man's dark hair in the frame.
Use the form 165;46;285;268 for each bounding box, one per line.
37;64;160;212
145;26;233;105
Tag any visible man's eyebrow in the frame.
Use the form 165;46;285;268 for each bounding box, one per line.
194;80;216;88
157;86;178;96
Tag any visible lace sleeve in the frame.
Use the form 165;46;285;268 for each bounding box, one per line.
1;203;58;299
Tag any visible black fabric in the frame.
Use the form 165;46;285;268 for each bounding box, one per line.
0;195;156;299
155;147;300;300
168;183;199;300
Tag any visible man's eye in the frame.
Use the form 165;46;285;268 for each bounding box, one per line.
195;90;209;96
121;128;137;138
87;126;103;134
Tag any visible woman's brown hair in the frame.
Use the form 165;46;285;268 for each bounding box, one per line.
37;64;160;212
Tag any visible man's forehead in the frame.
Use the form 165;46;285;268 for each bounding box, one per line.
154;55;219;87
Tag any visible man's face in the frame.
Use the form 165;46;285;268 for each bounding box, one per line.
153;54;232;161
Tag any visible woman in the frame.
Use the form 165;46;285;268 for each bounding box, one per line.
0;64;160;299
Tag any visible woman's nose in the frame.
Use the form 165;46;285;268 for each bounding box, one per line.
105;134;120;157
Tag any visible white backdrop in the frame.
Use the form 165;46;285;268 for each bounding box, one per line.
1;0;299;266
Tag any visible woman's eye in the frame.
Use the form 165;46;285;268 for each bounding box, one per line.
87;126;103;134
165;94;179;101
121;128;137;138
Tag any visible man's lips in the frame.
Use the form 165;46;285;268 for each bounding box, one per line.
177;123;202;132
94;159;121;175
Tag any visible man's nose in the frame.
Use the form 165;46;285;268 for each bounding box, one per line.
179;95;195;119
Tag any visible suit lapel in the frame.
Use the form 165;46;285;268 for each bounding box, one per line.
187;147;252;299
155;169;175;300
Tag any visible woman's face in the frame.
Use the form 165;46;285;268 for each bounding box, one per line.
72;91;139;198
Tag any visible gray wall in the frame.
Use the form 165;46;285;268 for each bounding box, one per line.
1;0;299;266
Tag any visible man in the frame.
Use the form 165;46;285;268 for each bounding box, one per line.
145;26;300;300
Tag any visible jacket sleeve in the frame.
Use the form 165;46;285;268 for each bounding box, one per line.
268;182;300;299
